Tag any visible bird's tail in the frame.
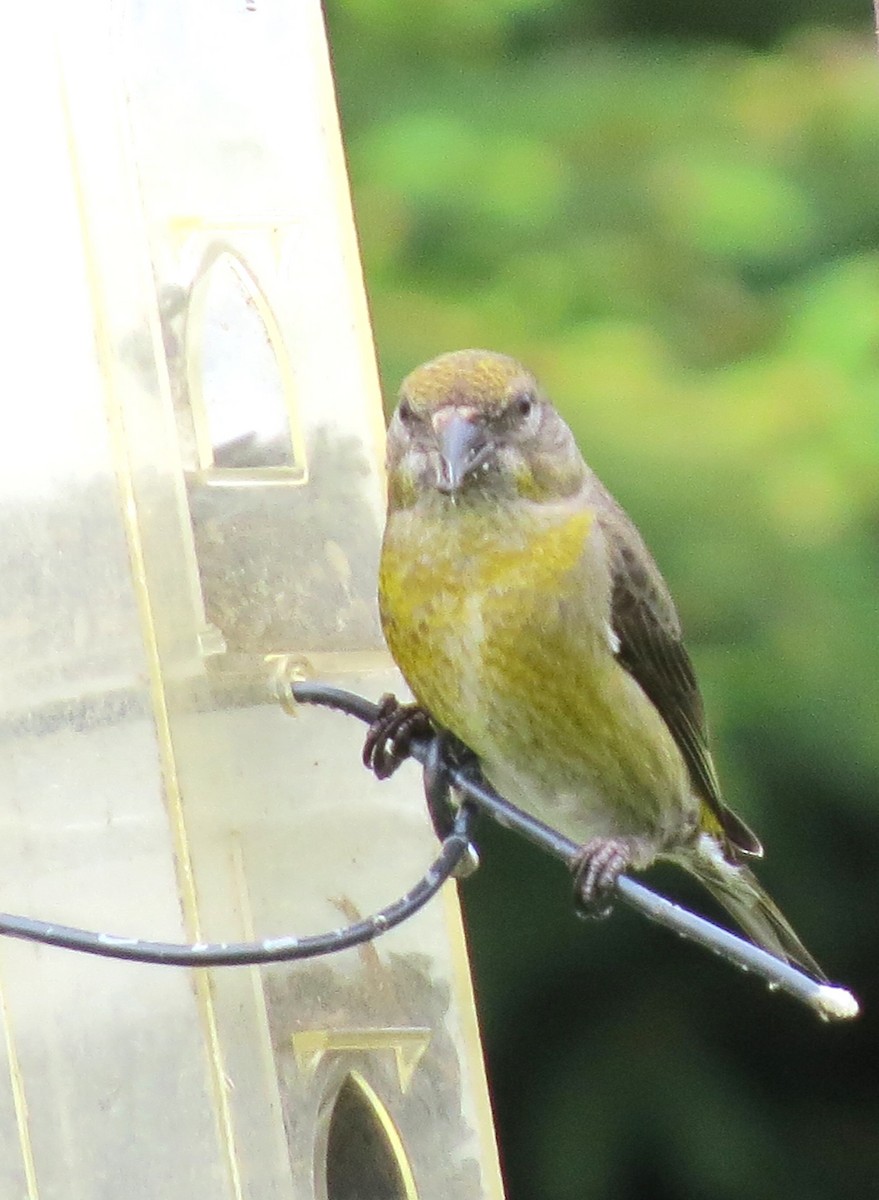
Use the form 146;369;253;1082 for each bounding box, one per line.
682;840;827;981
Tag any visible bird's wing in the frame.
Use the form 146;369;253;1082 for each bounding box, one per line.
595;490;762;859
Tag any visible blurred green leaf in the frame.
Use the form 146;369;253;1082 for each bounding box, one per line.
328;5;879;1197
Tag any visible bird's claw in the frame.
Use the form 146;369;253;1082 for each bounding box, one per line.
362;694;434;779
571;837;632;919
364;699;480;877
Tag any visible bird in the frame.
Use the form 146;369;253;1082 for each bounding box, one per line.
375;347;825;980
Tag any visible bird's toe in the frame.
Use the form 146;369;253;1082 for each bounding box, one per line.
571;837;633;918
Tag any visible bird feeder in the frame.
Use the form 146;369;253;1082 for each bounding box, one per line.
0;3;503;1197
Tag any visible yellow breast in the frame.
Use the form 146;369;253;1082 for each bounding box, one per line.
379;502;596;748
379;498;691;845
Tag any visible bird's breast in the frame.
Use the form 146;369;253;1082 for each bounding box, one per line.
379;502;602;746
379;498;692;847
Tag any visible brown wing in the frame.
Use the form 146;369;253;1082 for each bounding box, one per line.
597;495;762;859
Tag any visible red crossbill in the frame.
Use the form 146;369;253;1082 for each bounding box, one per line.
378;348;825;980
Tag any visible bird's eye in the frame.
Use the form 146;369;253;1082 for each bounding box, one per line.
510;392;534;419
398;398;415;423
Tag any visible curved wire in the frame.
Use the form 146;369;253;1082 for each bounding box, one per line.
0;805;473;966
0;683;473;965
0;680;858;1019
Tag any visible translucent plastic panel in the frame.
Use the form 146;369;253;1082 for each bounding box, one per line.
0;3;503;1199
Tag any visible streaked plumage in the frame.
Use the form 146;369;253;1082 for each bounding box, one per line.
379;348;824;979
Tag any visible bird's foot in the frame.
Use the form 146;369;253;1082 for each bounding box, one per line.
362;694;434;780
364;700;480;877
571;837;633;919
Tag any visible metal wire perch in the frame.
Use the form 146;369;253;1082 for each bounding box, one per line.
0;680;859;1021
290;681;858;1024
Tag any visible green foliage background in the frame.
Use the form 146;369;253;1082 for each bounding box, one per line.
327;2;879;1196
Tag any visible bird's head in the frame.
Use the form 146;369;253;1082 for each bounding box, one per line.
386;349;586;509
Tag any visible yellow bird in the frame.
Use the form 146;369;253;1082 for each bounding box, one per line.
377;348;825;980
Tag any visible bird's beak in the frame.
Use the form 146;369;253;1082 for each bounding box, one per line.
432;407;492;495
